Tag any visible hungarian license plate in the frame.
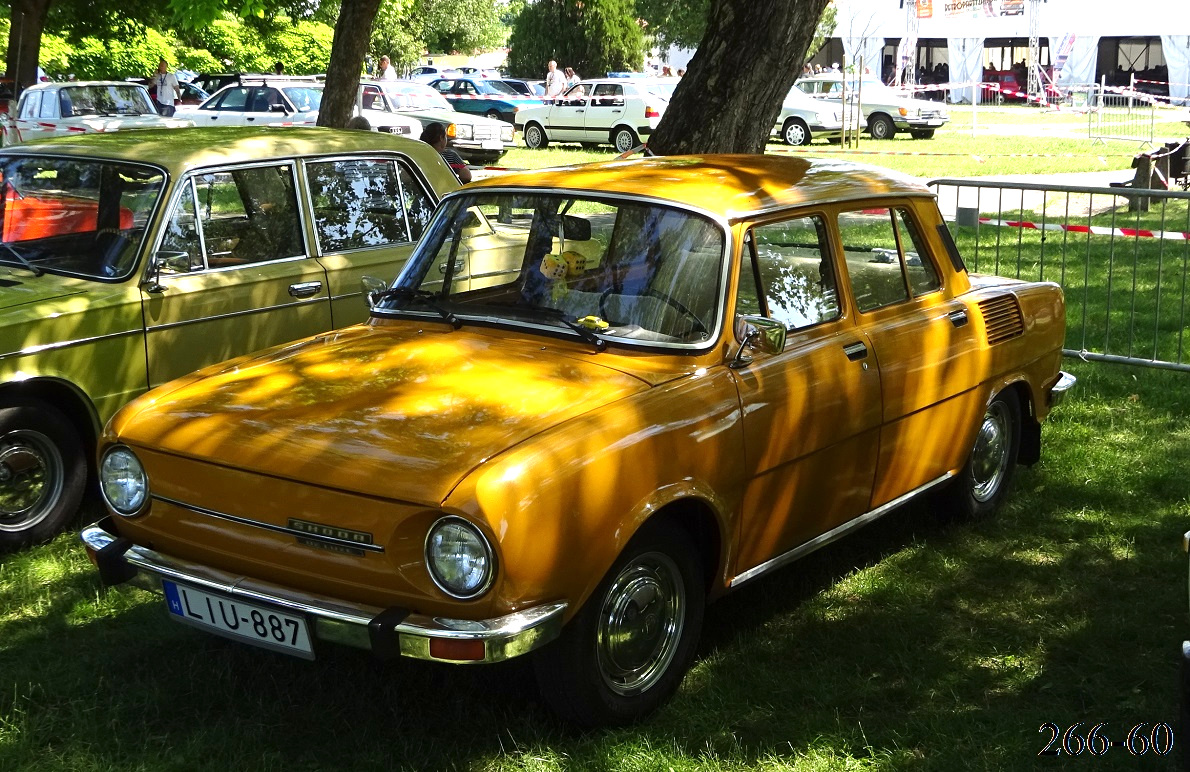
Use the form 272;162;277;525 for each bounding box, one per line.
162;580;314;659
927;120;943;127
481;139;505;150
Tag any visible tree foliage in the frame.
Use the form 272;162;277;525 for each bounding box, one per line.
636;0;836;60
506;0;644;79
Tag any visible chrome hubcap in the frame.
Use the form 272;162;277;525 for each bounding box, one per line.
615;132;633;152
527;127;541;146
970;401;1011;502
596;552;685;696
787;125;805;144
0;429;64;531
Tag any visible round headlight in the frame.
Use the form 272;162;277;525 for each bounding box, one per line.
99;445;148;516
425;517;493;599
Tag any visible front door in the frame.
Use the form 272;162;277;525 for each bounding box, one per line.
142;162;332;386
731;213;883;576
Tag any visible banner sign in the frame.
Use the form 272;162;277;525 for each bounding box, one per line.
939;0;1026;18
916;0;933;18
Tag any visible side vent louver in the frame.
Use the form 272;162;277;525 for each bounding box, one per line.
978;295;1024;345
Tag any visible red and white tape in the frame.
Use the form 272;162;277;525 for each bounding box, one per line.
978;216;1190;241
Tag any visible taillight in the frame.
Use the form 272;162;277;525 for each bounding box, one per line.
645;106;660;118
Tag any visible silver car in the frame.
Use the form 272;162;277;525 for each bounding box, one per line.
797;74;948;140
773;85;865;145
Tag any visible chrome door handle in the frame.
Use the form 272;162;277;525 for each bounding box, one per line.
842;342;868;361
288;281;322;298
948;309;969;327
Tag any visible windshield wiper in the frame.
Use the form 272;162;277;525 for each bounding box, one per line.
490;301;607;352
0;243;44;276
372;287;461;328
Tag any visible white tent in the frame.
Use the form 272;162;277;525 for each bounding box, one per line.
832;0;1190;101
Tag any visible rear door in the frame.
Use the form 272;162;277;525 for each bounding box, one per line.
303;155;440;327
585;83;626;141
142;161;332;386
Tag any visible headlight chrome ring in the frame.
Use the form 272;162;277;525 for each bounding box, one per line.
424;516;495;599
99;445;149;517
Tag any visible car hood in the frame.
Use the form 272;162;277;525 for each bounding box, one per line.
397;107;505;129
114;324;654;506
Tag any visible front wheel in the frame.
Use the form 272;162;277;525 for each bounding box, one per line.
612;127;639;153
869;114;896;140
0;400;87;550
910;129;935;139
533;521;704;727
945;391;1021;519
484;109;502;121
523;122;549;149
782;118;811;146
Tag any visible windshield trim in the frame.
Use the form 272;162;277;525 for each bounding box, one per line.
375;186;734;354
0;153;170;284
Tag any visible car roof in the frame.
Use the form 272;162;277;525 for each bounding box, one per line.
466;155;931;221
23;81;145;91
1;126;445;175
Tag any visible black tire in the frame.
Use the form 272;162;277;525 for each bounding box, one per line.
533;520;704;727
0;400;87;550
869;113;896;140
945;391;1021;519
782;118;811;146
612;127;639;154
523;122;549;149
910;129;935;139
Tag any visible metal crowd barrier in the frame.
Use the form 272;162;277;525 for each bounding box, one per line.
930;178;1190;372
1088;77;1158;146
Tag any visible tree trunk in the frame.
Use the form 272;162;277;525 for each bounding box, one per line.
649;0;831;155
316;0;383;129
5;0;52;97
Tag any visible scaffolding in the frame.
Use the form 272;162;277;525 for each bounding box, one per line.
1027;0;1043;101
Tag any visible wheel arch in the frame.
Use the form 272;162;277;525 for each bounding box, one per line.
1001;378;1041;466
0;377;102;472
643;496;726;601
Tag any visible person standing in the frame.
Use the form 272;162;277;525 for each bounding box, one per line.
545;60;566;98
564;67;581;89
153;58;180;116
378;55;398;81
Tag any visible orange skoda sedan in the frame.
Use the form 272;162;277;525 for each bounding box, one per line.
83;155;1074;726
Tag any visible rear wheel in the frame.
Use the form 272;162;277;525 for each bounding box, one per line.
782;118;811;146
612;127;639;154
524;122;549;149
910;129;935;139
0;400;87;550
946;391;1021;519
533;520;704;727
869;114;896;140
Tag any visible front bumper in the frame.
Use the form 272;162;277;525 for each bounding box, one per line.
81;519;566;664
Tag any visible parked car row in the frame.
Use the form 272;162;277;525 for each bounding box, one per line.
797;73;950;139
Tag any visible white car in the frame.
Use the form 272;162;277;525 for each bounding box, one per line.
1;81;192;146
515;78;672;152
179;79;420;137
359;80;514;163
408;66;464;83
773;85;865;145
797;74;948;139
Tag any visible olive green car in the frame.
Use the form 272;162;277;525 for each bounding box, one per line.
0;126;458;548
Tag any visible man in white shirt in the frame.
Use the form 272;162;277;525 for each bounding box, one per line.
379;55;398;81
545;60;566;98
153;58;180;116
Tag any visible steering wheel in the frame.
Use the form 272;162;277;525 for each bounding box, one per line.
599;287;708;337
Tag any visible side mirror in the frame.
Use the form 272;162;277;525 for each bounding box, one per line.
142;250;192;293
360;274;387;309
729;315;786;369
562;214;591;241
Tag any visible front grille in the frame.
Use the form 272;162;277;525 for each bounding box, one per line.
978;295;1024;344
472;125;498;141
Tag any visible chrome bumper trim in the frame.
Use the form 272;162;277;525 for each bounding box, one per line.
81;521;566;664
1048;370;1077;407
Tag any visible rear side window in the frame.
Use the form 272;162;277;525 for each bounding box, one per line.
306;158;435;253
838;206;941;312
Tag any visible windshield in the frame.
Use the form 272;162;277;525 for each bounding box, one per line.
281;86;323;111
61;85;156;117
381;192;726;348
384;84;452;111
0;155;165;281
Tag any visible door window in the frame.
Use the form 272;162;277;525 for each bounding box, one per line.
307;158;432;252
210;88;249;111
160;164;304;271
737;215;840;331
838;206;941;312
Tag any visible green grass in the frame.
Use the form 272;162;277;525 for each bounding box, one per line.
498;104;1190;179
2;359;1187;771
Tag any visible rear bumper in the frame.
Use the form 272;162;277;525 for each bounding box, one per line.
1047;370;1077;408
81;518;566;664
